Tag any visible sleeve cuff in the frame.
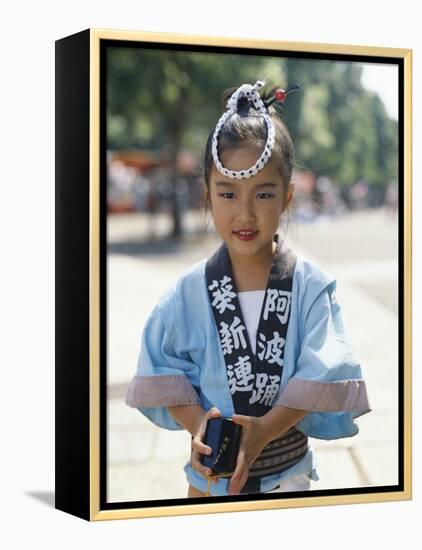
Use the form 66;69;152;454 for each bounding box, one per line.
274;378;371;413
125;374;201;408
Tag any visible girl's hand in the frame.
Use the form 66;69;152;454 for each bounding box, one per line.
228;414;269;495
190;406;222;484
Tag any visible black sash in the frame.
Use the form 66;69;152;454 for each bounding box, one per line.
205;238;309;493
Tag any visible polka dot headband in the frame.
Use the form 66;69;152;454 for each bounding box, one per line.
212;79;299;180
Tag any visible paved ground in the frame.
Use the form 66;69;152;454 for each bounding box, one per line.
106;207;399;502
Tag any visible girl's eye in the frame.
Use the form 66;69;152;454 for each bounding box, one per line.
256;192;275;199
217;192;275;199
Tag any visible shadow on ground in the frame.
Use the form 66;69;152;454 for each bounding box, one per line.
108;232;209;258
26;491;55;508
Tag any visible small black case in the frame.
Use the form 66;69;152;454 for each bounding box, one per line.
200;417;242;475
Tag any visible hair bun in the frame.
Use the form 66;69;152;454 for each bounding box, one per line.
236;96;253;116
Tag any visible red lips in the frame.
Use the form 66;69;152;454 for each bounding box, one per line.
233;229;258;241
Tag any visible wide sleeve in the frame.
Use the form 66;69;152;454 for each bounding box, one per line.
125;291;201;430
274;280;372;439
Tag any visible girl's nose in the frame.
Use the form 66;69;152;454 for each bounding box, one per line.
235;196;256;222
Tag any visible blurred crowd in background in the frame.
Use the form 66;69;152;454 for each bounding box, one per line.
108;153;398;225
106;48;399;237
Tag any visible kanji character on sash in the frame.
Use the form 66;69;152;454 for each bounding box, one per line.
260;374;281;406
263;289;292;325
249;372;268;405
249;372;281;406
219;316;248;355
257;331;286;366
227;355;254;394
208;275;236;314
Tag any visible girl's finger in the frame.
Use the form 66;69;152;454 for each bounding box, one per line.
207;406;222;419
230;450;246;482
231;413;251;427
191;453;214;479
199;407;222;439
229;468;248;495
228;450;248;494
192;438;212;456
231;469;249;495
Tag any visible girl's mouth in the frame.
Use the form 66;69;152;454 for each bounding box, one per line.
233;230;258;241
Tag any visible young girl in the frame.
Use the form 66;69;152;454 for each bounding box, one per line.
125;79;371;498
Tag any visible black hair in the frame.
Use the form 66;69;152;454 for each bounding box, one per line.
202;84;296;200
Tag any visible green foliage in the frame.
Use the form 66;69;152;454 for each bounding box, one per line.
107;47;398;188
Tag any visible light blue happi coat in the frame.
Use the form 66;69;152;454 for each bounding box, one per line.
126;251;371;495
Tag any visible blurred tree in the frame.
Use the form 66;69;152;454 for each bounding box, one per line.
108;47;274;237
108;48;398;237
283;58;398;189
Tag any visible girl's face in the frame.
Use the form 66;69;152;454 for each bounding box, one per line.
207;146;292;264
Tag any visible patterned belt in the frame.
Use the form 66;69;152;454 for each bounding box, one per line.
248;426;309;478
203;426;309;496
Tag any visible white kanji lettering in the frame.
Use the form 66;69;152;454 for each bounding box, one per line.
219;322;233;355
249;373;281;406
257;331;285;366
263;289;292;324
227;355;254;394
249;372;268;404
208;275;236;314
260;375;281;406
219;316;247;355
